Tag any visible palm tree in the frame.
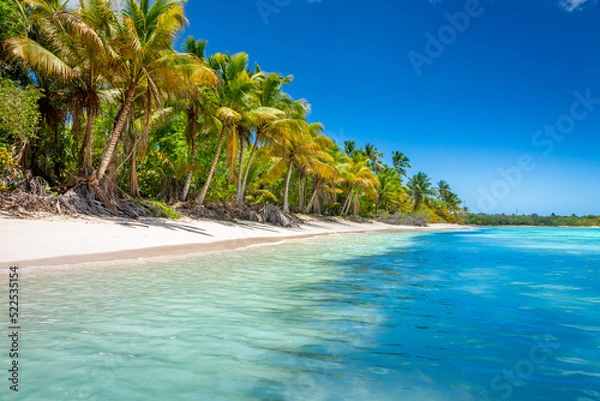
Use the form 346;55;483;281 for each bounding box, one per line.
303;130;339;214
375;166;405;214
235;72;293;205
340;156;379;217
5;0;75;180
311;146;348;213
94;0;191;186
444;191;462;215
407;171;437;212
179;36;212;201
195;52;257;206
9;0;118;175
266;118;333;213
73;0;120;174
392;150;411;180
362;143;383;173
437;180;451;201
343;140;357;157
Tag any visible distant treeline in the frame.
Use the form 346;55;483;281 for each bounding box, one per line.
466;214;600;227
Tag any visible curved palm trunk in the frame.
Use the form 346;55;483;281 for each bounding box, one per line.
181;111;198;201
341;186;354;216
235;136;245;205
196;123;227;206
239;130;261;205
305;177;321;214
282;160;294;213
413;194;422;212
94;81;138;184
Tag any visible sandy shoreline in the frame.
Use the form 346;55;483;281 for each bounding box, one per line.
1;215;464;268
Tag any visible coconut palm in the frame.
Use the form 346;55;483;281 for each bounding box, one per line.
235;72;294;205
266;118;333;213
392;150;411;180
72;0;120;174
94;0;194;185
444;191;462;215
4;0;75;179
195;52;258;206
344;140;357;157
375;166;405;214
179;36;211;201
340;156;379;217
303;131;340;214
306;146;348;214
407;171;437;212
362;143;383;173
436;180;451;201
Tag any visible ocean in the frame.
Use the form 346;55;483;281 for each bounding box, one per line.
6;228;600;400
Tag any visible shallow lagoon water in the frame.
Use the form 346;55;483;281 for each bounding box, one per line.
7;228;600;400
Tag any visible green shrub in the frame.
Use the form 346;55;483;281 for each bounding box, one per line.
0;146;12;171
132;199;181;219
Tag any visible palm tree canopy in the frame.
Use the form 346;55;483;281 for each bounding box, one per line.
392;150;411;178
407;171;437;212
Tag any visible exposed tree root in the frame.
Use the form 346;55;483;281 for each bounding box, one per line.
1;167;298;227
377;213;428;227
180;202;300;228
157;176;182;204
0;167;148;218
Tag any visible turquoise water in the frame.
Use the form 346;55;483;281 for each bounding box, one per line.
4;228;600;400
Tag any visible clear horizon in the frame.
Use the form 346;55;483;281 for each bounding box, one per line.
182;0;600;216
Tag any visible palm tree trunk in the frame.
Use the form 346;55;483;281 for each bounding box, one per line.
130;93;152;198
196;123;227;206
305;178;321;214
302;176;308;209
341;186;354;216
129;144;138;197
181;111;198;201
297;171;304;210
353;191;360;217
414;195;421;212
94;81;137;184
235;136;245;205
282;160;294;213
82;105;96;175
239;131;261;204
332;176;338;204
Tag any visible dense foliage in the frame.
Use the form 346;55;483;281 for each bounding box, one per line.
467;214;600;227
0;0;464;222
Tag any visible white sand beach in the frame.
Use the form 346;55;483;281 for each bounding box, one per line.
0;216;463;267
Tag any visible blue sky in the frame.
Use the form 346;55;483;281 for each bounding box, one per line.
182;0;600;215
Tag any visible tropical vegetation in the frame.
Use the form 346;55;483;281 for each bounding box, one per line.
467;213;600;227
0;0;465;224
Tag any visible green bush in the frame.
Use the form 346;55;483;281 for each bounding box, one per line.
132;199;181;219
0;146;12;171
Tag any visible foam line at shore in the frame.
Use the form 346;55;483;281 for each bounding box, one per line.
1;216;468;268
